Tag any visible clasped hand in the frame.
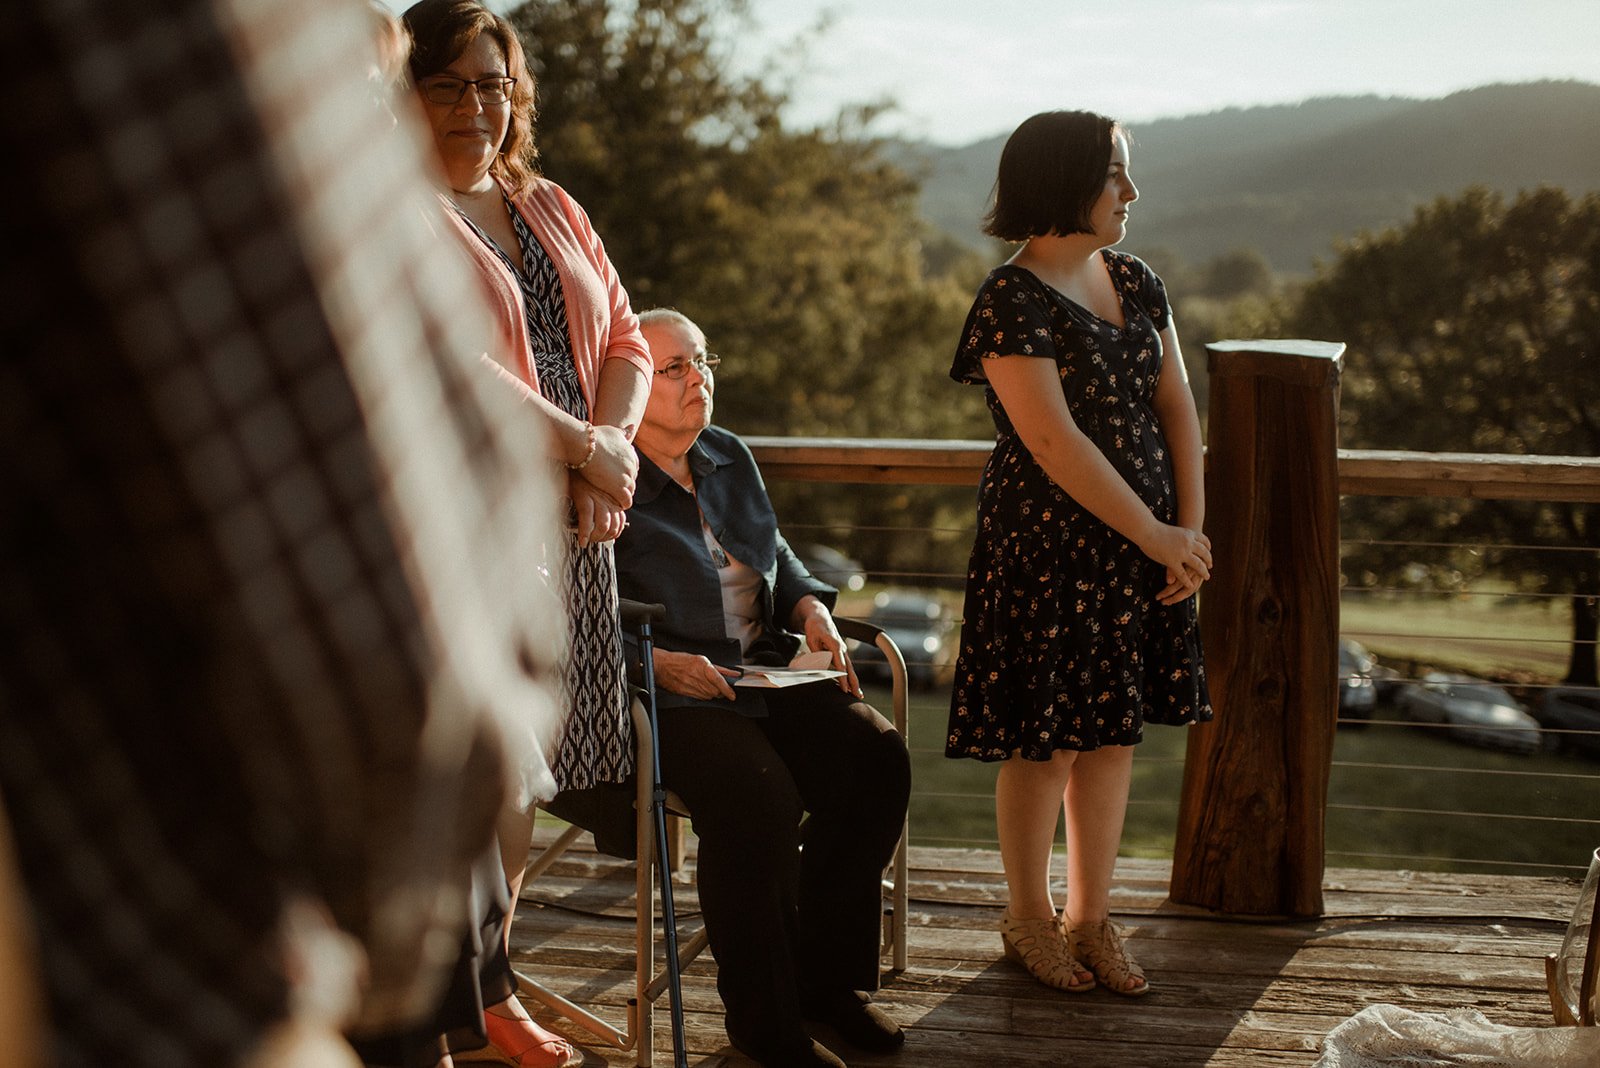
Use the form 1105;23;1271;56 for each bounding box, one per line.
581;423;638;501
1143;523;1212;606
569;425;638;548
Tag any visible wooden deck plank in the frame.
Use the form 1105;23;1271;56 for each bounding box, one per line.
510;828;1577;1067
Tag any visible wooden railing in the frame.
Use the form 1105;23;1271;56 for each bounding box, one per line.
747;339;1600;919
747;441;1600;502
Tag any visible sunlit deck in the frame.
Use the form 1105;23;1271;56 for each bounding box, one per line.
513;826;1576;1067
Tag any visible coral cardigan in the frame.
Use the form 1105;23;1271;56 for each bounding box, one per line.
443;176;650;415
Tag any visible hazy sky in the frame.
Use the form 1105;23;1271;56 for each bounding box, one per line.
427;0;1600;146
739;0;1600;144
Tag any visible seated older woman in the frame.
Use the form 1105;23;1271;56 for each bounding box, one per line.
613;309;911;1068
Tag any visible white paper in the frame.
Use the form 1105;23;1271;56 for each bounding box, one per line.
733;662;846;689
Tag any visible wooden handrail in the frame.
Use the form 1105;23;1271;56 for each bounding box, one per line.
743;437;991;486
746;437;1600;503
1337;451;1600;502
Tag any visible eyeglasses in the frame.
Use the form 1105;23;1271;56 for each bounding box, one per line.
655;354;720;380
419;75;516;105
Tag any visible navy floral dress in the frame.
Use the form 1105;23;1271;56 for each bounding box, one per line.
946;251;1211;760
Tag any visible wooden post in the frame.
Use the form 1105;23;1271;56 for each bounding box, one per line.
1169;339;1345;918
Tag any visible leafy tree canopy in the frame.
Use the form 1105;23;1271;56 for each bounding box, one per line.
1288;185;1599;684
1296;186;1598;456
509;0;989;441
506;0;992;581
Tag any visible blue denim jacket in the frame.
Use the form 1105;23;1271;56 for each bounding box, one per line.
614;425;836;715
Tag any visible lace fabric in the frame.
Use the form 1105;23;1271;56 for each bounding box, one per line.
1314;1005;1600;1067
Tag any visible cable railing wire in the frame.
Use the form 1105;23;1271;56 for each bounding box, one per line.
1331;758;1600;781
1324;849;1591;874
1343;537;1600;555
1327;802;1600;825
1341;586;1600;601
1343;629;1592;646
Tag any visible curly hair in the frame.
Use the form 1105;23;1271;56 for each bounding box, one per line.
403;0;539;193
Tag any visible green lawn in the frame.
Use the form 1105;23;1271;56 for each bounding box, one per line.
891;683;1192;857
1322;722;1596;876
1340;589;1574;679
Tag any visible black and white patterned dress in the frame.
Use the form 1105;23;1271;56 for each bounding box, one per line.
946;252;1211;761
458;194;633;790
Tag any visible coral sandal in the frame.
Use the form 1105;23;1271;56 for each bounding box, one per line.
1000;909;1095;992
459;1002;582;1067
1069;918;1149;997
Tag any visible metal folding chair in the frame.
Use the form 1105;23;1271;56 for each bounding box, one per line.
514;604;911;1066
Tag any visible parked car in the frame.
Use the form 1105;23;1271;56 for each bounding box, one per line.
795;543;866;592
1337;639;1377;726
852;590;953;689
1368;660;1404;706
1395;672;1541;754
1533;687;1600;759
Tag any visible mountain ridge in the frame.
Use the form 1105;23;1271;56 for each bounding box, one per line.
898;81;1600;273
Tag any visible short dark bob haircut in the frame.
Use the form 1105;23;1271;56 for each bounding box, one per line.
404;0;539;193
983;110;1124;242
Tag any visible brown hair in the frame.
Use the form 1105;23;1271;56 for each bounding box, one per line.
403;0;539;193
983;111;1121;241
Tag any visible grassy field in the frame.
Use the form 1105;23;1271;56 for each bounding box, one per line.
1340;589;1574;680
871;587;1597;880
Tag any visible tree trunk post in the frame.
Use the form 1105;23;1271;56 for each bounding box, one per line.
1169;339;1345;918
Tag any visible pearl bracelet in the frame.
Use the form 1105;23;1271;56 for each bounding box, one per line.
569;421;597;471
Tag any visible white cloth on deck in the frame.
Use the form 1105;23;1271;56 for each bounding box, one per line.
1314;1004;1600;1067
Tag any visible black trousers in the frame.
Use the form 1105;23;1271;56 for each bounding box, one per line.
348;845;514;1066
656;685;911;1047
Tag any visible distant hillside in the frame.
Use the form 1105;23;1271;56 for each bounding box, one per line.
899;81;1600;274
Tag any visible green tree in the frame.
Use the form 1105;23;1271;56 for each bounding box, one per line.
1289;186;1600;685
1130;244;1288;424
509;0;986;439
507;0;991;580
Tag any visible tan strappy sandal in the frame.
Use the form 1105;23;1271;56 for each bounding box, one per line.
1000;909;1095;992
1069;918;1149;997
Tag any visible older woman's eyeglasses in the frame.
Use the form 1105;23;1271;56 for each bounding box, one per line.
419;76;516;105
655;354;721;380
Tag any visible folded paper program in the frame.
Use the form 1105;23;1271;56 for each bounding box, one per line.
733;667;847;689
734;651;845;689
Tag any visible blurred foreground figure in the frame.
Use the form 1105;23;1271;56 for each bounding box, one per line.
0;1;567;1065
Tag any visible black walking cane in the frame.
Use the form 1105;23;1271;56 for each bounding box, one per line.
620;599;689;1068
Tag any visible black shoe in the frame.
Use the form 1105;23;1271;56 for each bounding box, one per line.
801;988;905;1054
725;1020;847;1068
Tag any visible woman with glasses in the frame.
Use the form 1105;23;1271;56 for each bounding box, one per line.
397;2;650;1066
609;309;911;1068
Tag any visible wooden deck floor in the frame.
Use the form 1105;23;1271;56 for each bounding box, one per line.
511;827;1578;1067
